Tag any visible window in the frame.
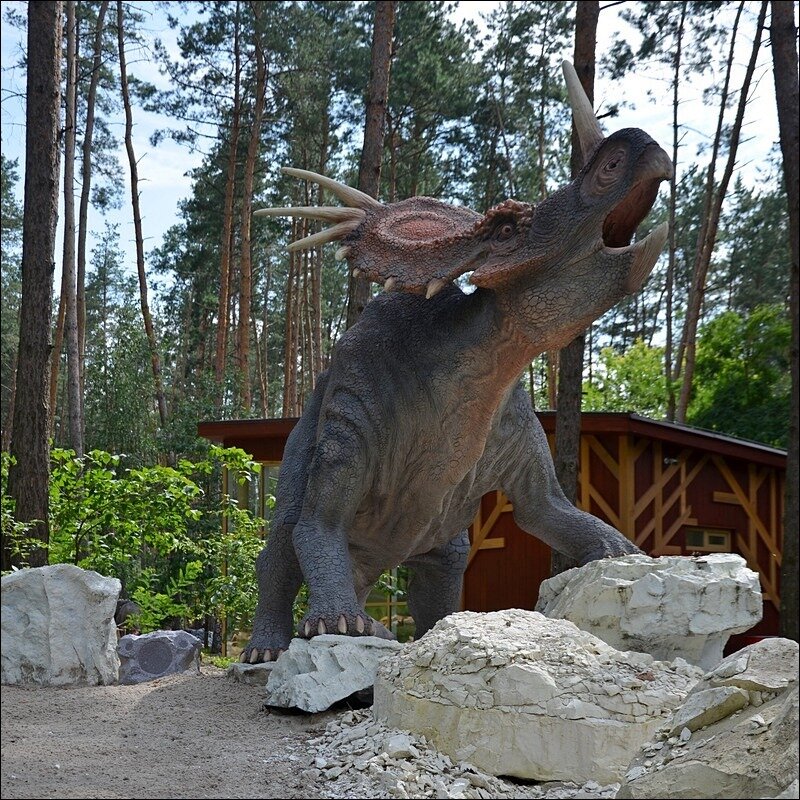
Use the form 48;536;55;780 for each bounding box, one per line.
684;527;732;552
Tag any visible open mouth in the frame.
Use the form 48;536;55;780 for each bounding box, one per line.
602;145;673;248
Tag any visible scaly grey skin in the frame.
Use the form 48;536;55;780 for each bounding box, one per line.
241;63;674;664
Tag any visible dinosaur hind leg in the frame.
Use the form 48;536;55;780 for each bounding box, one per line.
404;529;470;639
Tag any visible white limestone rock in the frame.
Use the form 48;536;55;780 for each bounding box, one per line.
373;610;702;784
618;637;799;799
535;553;762;669
1;564;120;686
298;706;623;800
118;629;202;684
264;634;404;713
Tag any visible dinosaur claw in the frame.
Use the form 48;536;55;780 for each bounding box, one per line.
239;651;248;663
263;649;272;662
318;619;327;635
337;614;348;634
356;616;365;634
249;649;261;664
384;277;397;292
304;621;312;638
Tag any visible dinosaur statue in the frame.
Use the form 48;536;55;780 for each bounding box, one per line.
240;62;673;664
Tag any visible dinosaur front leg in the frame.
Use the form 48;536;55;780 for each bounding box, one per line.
404;530;470;638
291;417;378;639
502;391;641;565
241;522;304;663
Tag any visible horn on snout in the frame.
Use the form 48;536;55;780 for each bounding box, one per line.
562;60;604;161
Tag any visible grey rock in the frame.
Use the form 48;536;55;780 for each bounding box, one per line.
536;554;762;670
618;639;798;799
118;629;201;685
1;564;120;686
264;634;403;713
226;661;276;686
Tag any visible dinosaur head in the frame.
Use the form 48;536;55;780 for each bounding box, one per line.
255;62;672;315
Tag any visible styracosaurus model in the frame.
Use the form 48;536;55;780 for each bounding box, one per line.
240;61;673;663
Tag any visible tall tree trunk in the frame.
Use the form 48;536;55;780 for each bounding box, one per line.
77;0;110;383
62;0;84;457
4;0;63;571
770;0;799;643
664;2;688;420
1;351;18;452
675;1;766;422
345;0;396;328
236;1;266;416
551;0;598;577
282;231;298;417
214;0;242;413
117;0;167;428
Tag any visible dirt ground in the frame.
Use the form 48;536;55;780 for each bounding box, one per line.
0;664;338;800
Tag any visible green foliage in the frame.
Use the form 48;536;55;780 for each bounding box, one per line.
583;339;668;418
3;444;270;635
687;304;791;447
130;561;204;632
0;453;37;564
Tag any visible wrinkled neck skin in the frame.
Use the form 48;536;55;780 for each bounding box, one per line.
489;250;628;359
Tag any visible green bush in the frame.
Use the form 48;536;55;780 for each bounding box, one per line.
2;445;270;636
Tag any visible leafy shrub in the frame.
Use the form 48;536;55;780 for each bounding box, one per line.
2;445;270;636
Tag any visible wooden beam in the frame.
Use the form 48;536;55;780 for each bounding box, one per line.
587;435;620;480
589;485;621;529
478;537;505;551
468;491;511;565
619;434;634;538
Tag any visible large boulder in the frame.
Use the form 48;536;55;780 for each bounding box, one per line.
373;610;702;784
617;637;799;799
264;634;404;713
535;553;762;670
1;564;120;687
118;630;202;685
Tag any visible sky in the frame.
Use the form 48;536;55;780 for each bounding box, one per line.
0;1;785;281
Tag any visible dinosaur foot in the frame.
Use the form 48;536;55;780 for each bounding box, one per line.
298;609;374;639
239;646;287;664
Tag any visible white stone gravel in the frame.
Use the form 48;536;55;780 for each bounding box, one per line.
302;707;622;799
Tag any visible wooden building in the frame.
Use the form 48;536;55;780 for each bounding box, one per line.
198;412;787;637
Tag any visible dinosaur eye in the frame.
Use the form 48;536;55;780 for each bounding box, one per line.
496;222;515;242
605;158;620;171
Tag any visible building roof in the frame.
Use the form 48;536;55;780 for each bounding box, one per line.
198;412;787;470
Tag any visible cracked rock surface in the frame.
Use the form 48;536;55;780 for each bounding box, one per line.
617;637;799;799
373;609;702;784
300;707;623;800
536;554;762;670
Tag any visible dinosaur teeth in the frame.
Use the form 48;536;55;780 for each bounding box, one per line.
352;268;361;278
426;278;446;299
336;246;352;261
384;277;397;292
337;615;348;634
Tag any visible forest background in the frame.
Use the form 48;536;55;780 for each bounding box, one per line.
1;0;797;644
